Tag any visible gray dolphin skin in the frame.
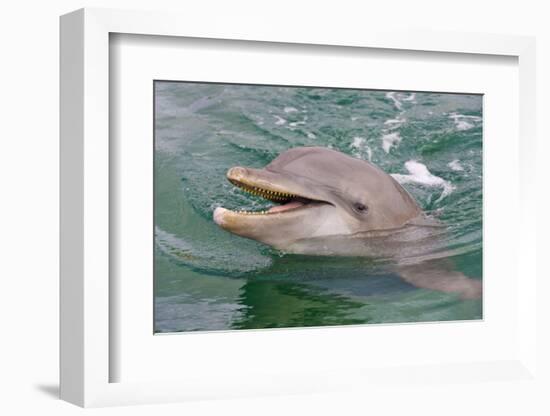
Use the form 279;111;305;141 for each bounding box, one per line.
213;146;481;299
214;146;422;248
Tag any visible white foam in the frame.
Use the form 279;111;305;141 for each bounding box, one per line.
455;120;474;130
384;116;406;126
307;132;317;139
252;115;264;126
284;106;298;113
448;159;464;171
273;115;286;125
350;136;372;161
366;147;373;161
385;91;402;110
289;116;307;127
391;160;455;202
351;136;365;148
402;93;416;102
453;114;482;119
381;132;402;153
449;113;482;131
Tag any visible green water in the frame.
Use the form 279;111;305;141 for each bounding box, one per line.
154;82;482;332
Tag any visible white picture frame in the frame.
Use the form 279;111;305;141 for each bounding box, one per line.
60;7;538;407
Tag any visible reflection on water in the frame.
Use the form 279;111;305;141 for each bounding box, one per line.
232;280;367;329
154;82;483;333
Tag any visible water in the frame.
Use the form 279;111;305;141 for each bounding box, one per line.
154;82;483;333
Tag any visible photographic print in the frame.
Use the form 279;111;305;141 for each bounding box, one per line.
154;81;482;333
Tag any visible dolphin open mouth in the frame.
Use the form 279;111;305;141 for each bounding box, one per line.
223;166;329;216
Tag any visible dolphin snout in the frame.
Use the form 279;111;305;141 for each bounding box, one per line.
227;166;248;181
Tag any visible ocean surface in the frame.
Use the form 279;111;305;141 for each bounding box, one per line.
154;81;483;333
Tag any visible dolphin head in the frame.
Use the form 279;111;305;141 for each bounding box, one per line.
213;146;422;250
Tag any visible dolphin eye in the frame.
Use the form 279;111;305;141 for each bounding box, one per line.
354;202;368;213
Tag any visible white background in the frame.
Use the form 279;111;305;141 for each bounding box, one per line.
1;1;548;415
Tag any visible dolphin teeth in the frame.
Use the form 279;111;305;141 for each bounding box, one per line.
231;179;300;206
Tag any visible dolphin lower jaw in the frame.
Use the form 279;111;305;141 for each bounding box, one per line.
213;203;333;248
213;203;329;229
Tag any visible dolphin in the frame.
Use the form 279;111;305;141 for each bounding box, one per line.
213;146;423;248
213;146;481;299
